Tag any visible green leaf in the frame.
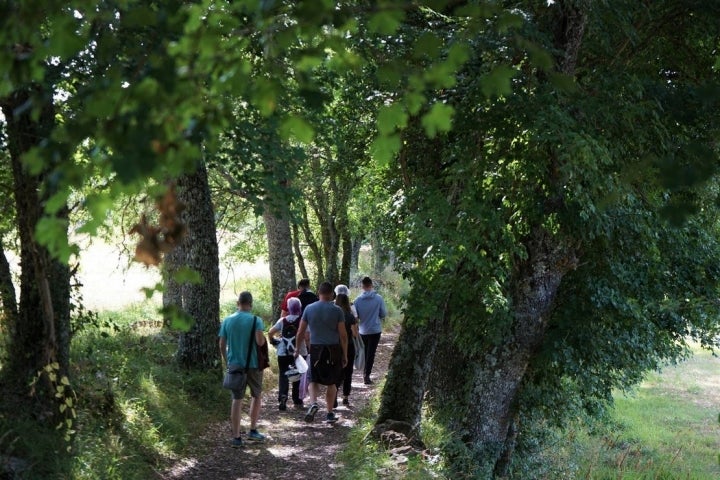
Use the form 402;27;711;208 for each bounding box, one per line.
480;65;517;98
377;103;408;135
447;43;470;68
173;266;202;284
368;9;405;35
35;217;77;263
548;72;578;93
161;305;195;332
279;115;315;144
371;134;402;167
421;102;454;138
413;32;443;59
404;91;426;115
497;11;523;32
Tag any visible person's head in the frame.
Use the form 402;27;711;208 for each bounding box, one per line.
287;297;302;316
237;291;253;310
298;278;311;290
334;284;349;297
361;276;373;291
318;281;334;301
334;293;351;313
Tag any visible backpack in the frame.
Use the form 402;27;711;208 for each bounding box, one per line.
281;317;298;354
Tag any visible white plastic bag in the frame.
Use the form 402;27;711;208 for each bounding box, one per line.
295;354;308;373
353;336;365;370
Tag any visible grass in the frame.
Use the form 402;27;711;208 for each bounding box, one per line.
0;275;281;480
577;347;720;480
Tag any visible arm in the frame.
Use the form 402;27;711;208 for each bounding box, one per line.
351;323;359;339
338;315;348;367
379;297;387;320
268;323;280;344
255;318;266;346
294;319;308;358
219;337;227;366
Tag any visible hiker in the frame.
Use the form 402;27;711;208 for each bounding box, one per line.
295;282;348;423
334;290;358;407
353;276;387;385
334;283;358;318
218;291;267;447
268;297;308;410
280;278;319;316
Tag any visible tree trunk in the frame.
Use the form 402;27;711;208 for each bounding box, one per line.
350;237;362;278
162;241;185;328
1;88;71;395
339;230;352;286
292;223;309;281
0;239;18;325
173;164;221;369
263;203;296;320
376;316;439;429
461;229;577;476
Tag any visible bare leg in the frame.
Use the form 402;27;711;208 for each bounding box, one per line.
308;382;319;405
230;399;244;438
325;384;337;413
249;395;262;430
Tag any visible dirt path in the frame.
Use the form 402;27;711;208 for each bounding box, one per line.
162;330;397;480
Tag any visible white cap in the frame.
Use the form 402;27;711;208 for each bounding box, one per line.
334;284;350;296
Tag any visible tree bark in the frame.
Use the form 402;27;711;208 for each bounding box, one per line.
292;223;309;281
461;229;578;476
0;239;18;325
350;237;362;278
339;230;352;286
172;164;221;369
263;203;296;320
376;316;439;429
1;88;71;393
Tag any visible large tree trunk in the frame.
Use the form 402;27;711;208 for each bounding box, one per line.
461;230;577;476
376;316;439;429
0;239;18;325
172;164;221;369
162;239;185;327
263;203;296;320
1;88;71;396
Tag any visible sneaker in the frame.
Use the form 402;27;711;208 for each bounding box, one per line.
342;397;350;407
279;397;287;411
231;437;244;448
293;400;304;409
364;377;373;385
325;412;338;423
247;429;266;442
304;403;319;423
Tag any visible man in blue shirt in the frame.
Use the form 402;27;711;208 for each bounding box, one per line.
219;291;266;447
353;276;387;384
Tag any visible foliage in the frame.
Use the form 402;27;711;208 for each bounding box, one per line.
0;304;227;479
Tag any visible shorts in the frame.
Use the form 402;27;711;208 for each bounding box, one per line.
308;344;343;386
231;368;263;400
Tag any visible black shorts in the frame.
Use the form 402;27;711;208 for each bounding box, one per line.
308;344;343;386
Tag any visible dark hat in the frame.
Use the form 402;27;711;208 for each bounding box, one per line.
238;291;253;305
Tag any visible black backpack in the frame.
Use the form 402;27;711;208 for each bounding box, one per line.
281;317;298;354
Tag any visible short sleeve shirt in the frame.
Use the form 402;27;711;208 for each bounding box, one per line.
218;311;264;368
271;314;308;356
301;300;344;345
